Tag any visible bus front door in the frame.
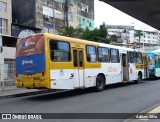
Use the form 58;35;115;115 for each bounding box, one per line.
73;49;84;88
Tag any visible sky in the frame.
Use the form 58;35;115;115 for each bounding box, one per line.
94;0;157;31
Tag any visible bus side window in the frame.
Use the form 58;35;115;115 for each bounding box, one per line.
111;49;120;63
86;46;97;63
155;56;158;64
137;53;142;64
79;51;83;67
158;56;160;64
129;52;133;63
50;40;71;62
73;50;78;67
98;47;110;63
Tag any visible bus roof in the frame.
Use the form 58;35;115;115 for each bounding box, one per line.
44;33;144;53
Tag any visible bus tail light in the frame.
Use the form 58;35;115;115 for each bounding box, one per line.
16;73;18;77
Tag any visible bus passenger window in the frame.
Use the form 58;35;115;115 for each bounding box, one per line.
158;56;160;64
73;50;78;67
86;46;97;62
155;56;158;64
137;53;142;64
129;52;136;63
50;40;71;62
79;51;83;67
98;47;110;63
111;49;120;63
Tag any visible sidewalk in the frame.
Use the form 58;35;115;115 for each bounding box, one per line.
0;86;50;100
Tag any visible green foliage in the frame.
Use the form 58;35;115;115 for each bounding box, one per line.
81;22;111;44
58;26;84;38
58;22;111;44
134;30;143;45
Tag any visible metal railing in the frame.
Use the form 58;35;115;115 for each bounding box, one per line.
0;59;16;91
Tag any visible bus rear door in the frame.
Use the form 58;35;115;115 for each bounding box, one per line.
73;48;84;88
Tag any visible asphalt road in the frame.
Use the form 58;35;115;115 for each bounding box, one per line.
0;78;160;122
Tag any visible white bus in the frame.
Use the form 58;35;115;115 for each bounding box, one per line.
16;34;149;91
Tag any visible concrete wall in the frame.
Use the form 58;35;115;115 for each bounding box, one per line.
35;0;65;33
2;47;16;59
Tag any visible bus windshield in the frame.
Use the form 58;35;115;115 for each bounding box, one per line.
16;34;46;74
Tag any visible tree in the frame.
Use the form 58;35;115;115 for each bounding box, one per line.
134;30;143;47
81;22;111;44
58;23;112;44
58;26;84;38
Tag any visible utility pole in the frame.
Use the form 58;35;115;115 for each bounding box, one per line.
64;0;69;34
0;36;4;92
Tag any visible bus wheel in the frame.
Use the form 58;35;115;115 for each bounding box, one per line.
96;75;105;92
135;74;142;84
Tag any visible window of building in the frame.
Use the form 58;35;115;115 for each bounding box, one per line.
0;1;7;12
54;9;63;20
83;18;85;25
81;3;88;13
0;18;8;34
67;11;73;21
89;23;92;27
67;0;74;5
54;0;64;4
98;47;110;63
86;46;97;62
137;53;142;64
43;6;53;17
44;23;54;29
111;49;120;63
50;40;71;62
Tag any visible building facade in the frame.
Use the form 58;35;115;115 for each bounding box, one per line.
0;0;11;36
74;0;94;30
107;25;160;50
12;0;95;37
0;0;17;89
107;25;135;44
135;30;159;45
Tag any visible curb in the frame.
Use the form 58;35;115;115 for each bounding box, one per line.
0;90;51;100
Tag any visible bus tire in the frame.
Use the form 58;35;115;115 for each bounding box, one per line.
96;75;105;92
135;73;142;84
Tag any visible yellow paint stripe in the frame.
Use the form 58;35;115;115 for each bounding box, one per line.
123;104;160;122
139;106;160;121
148;106;160;113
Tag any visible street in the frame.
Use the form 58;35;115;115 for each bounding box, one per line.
0;78;160;122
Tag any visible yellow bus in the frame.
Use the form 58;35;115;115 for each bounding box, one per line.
16;33;149;91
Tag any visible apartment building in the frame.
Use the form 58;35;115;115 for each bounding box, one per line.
134;30;159;45
12;0;95;37
0;0;11;36
107;25;135;44
107;25;160;50
0;0;17;87
69;0;94;30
